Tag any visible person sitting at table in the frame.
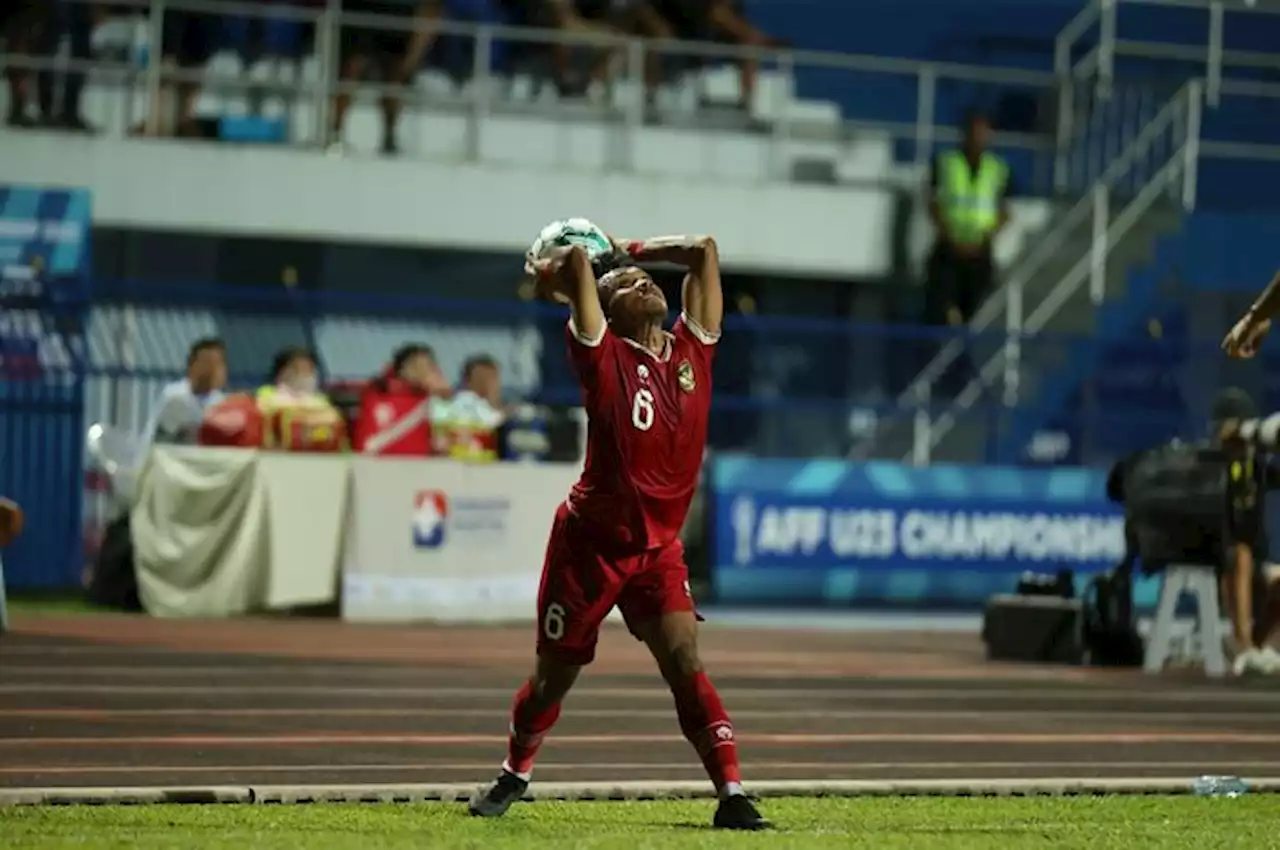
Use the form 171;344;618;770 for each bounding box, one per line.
354;343;453;456
140;337;228;453
257;347;346;451
437;353;507;462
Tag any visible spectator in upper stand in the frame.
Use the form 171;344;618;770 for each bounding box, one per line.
1;1;95;130
131;7;218;137
577;0;676;105
498;0;619;97
925;110;1013;328
40;1;95;131
140;338;228;452
655;0;783;111
329;0;444;155
1;2;48;128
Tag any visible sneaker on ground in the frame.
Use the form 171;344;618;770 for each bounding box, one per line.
1255;645;1280;673
467;771;528;818
713;794;771;830
1233;648;1267;676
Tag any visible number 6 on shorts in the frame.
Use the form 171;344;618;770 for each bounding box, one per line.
543;602;567;641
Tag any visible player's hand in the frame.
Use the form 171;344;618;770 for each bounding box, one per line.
598;235;638;274
525;257;572;305
1223;311;1272;359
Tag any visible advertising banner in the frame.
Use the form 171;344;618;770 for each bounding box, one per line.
0;184;91;281
0;184;91;381
0;185;91;591
710;456;1129;609
342;458;582;623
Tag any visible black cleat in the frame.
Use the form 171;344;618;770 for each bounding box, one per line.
713;794;771;830
467;771;529;818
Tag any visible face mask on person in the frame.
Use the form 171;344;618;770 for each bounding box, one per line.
287;372;318;394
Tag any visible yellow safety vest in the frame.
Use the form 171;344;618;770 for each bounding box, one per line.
936;150;1008;246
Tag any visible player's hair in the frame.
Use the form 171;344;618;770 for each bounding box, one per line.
391;343;435;376
186;337;225;368
461;354;498;384
269;346;317;383
598;266;646;314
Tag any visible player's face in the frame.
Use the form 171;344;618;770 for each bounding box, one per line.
608;269;667;324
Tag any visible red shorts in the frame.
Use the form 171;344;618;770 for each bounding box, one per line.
536;503;696;665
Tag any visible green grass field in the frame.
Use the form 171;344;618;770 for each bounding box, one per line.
4;796;1279;850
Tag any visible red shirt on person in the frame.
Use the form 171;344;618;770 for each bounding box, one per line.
563;313;718;552
353;371;436;456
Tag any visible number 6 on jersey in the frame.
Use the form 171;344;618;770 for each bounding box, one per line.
631;388;655;431
542;602;567;641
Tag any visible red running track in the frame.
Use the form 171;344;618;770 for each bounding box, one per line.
2;613;1279;789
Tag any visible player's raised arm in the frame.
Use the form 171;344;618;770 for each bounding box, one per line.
1223;270;1280;358
527;245;606;343
616;235;722;339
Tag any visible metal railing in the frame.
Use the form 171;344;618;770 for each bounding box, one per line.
891;84;1198;446
1;0;1070;182
925;80;1202;455
867;0;1280;465
1057;0;1280;111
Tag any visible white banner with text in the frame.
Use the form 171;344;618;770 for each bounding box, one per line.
342;457;582;623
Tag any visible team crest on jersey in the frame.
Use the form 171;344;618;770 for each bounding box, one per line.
677;360;696;393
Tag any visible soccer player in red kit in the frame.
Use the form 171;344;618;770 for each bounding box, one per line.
467;231;769;830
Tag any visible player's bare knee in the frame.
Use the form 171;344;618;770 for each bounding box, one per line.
658;638;703;681
531;656;581;705
675;642;704;679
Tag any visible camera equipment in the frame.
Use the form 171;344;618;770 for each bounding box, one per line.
1114;438;1232;677
1120;439;1227;569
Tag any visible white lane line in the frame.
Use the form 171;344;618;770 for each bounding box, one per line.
4;760;1279;776
0;684;1273;702
0;707;1274;722
4;731;1280;747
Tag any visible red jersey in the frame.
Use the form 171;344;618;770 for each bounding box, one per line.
565;312;718;551
353;374;436;456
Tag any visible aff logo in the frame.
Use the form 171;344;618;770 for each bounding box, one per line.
412;490;449;549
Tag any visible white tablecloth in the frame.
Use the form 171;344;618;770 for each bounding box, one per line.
130;447;583;622
131;447;348;617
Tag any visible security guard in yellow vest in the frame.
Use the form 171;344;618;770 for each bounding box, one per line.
926;112;1012;327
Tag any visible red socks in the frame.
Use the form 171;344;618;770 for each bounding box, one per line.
501;671;742;793
504;679;562;778
671;671;742;790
